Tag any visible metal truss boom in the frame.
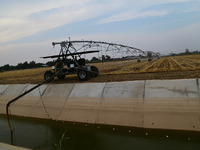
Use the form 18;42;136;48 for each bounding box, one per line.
51;40;160;58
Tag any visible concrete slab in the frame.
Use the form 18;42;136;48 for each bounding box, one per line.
61;103;100;123
144;79;200;131
32;84;74;119
22;84;48;97
1;84;28;98
0;142;31;150
69;83;105;98
97;81;145;127
144;110;200;131
11;84;48;117
102;81;144;98
43;84;74;97
0;84;28;114
60;83;105;123
145;79;199;98
0;85;9;97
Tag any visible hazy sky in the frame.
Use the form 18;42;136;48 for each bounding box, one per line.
0;0;200;66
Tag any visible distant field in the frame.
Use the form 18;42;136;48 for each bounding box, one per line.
0;54;200;84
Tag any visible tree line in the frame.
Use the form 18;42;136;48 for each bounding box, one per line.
0;61;44;72
170;49;200;56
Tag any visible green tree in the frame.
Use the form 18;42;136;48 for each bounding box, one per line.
185;49;190;54
91;57;100;61
147;52;152;58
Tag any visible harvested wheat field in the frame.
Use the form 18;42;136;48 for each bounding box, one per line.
0;54;200;84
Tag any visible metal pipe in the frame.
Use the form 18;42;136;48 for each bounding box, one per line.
6;72;59;132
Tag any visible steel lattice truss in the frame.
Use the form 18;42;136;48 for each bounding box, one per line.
51;40;160;59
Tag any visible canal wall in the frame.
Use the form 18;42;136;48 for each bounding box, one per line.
0;79;200;131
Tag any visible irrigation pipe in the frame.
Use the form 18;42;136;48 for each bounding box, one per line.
6;72;60;132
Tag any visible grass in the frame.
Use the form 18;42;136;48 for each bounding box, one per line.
55;132;70;150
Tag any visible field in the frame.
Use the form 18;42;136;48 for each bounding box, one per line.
0;54;200;84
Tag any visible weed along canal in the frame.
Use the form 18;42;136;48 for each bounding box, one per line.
0;115;200;150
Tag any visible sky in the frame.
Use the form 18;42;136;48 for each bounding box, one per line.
0;0;200;66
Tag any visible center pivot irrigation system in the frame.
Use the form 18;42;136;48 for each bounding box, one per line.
41;39;161;81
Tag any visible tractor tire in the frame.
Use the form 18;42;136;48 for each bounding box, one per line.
90;66;99;77
77;70;90;81
44;70;54;82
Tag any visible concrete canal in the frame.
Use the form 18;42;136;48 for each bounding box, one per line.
1;79;200;149
0;115;200;150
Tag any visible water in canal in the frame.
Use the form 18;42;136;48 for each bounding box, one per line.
0;114;200;150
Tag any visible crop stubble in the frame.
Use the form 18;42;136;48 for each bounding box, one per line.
0;54;200;84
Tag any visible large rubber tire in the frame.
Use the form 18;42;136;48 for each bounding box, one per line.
90;66;99;77
44;70;54;82
77;70;90;81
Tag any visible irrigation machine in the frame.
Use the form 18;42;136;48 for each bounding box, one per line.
41;39;160;82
